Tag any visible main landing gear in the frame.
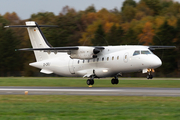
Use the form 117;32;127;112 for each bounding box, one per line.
87;79;94;85
111;78;119;84
86;73;121;85
111;76;119;85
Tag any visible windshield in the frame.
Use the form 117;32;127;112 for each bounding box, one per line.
133;50;151;56
141;50;151;54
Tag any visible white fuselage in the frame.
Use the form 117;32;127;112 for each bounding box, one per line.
30;45;162;78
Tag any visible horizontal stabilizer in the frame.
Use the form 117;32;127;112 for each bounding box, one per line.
149;46;176;50
4;25;58;28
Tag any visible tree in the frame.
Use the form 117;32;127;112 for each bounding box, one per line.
160;2;180;16
51;7;82;47
0;16;22;76
153;21;177;75
106;25;124;45
174;19;180;76
123;28;138;45
84;5;96;13
79;8;121;45
135;2;153;20
121;5;137;22
91;24;107;46
3;12;20;24
138;22;154;45
140;0;162;16
30;12;56;24
121;0;137;11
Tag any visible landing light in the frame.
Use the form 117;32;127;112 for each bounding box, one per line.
103;70;108;72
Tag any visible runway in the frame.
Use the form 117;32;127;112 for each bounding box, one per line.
0;86;180;96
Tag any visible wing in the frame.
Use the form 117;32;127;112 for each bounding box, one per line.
148;46;176;50
17;46;105;59
16;46;104;52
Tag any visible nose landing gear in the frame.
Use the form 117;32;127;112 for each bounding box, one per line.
147;74;153;79
147;69;154;79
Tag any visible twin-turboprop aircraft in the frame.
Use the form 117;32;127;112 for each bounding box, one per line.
5;21;176;85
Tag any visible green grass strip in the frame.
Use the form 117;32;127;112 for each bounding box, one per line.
0;95;180;120
0;77;180;88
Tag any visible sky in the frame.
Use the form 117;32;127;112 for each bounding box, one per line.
1;0;180;20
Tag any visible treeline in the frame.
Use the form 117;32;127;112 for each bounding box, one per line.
0;0;180;77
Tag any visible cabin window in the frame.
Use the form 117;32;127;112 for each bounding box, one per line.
93;59;95;62
117;56;119;60
83;60;85;63
112;56;114;60
107;57;109;61
102;57;104;61
97;58;99;62
78;60;80;64
133;51;140;56
141;50;151;55
88;59;90;63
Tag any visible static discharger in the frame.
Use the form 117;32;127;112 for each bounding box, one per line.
25;91;28;95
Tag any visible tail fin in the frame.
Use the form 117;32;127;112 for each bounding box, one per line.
25;21;52;61
5;21;57;61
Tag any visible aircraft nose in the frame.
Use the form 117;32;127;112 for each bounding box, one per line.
151;56;162;68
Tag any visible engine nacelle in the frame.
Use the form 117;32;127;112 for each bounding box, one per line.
68;47;101;59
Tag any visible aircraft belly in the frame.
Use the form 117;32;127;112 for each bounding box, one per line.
75;62;97;77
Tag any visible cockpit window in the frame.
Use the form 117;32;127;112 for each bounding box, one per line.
133;51;140;56
133;50;152;56
141;50;151;54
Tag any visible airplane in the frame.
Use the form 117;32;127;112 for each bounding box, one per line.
5;21;176;85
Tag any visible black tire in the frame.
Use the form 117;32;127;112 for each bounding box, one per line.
149;75;153;79
87;79;91;85
111;79;115;84
115;79;119;84
91;79;94;85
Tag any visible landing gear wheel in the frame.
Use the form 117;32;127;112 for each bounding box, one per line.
111;79;119;85
111;79;115;84
91;79;94;85
115;79;119;84
147;75;153;79
87;79;91;85
87;79;94;85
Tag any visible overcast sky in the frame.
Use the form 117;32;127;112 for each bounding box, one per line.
1;0;180;20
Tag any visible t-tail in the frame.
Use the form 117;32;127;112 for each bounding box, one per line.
5;21;57;62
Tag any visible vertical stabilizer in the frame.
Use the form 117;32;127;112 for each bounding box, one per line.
26;21;51;61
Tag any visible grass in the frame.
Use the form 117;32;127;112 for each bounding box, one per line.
0;77;180;88
0;77;180;119
0;95;180;120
